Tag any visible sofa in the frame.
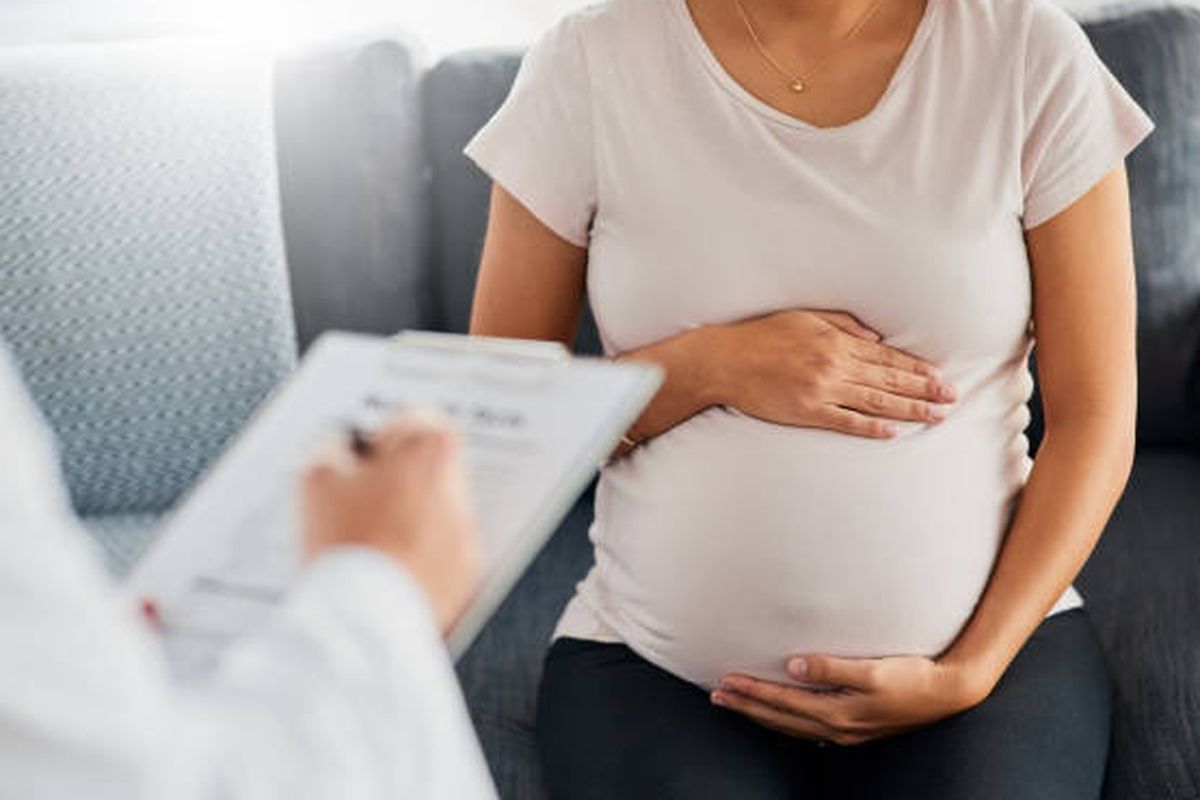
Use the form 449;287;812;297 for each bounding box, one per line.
1;1;1195;798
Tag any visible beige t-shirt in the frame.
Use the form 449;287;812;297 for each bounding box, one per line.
464;0;1155;689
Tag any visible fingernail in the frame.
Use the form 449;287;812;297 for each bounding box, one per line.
788;657;808;680
928;405;948;421
711;691;727;706
939;383;957;401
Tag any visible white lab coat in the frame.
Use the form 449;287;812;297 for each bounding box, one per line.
0;346;498;800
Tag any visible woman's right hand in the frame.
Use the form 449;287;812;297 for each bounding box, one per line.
301;410;481;634
707;309;958;438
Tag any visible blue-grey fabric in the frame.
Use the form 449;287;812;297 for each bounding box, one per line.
82;512;162;578
457;485;597;800
1078;449;1200;800
274;34;433;351
420;50;603;355
0;40;297;537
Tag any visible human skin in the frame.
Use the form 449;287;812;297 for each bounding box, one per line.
301;410;482;634
468;0;1137;745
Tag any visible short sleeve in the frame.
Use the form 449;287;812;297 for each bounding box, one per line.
1019;0;1156;230
463;13;597;248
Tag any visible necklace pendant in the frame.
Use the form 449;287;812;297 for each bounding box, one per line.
789;79;806;93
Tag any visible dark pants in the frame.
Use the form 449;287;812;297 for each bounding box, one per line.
536;608;1112;799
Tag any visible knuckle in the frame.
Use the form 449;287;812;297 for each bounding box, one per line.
846;418;871;437
795;371;823;395
809;350;837;373
813;321;838;339
827;711;854;732
837;732;866;747
793;397;819;422
303;462;336;485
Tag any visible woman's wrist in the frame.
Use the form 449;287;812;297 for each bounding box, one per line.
674;323;736;408
617;323;731;412
936;648;1005;708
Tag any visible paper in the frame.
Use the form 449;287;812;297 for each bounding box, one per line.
124;331;661;682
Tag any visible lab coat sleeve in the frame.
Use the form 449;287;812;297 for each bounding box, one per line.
0;345;497;800
157;548;500;800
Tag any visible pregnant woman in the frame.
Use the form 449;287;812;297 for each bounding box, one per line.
466;0;1154;795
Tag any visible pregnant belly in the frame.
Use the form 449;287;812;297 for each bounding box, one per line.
587;403;1032;689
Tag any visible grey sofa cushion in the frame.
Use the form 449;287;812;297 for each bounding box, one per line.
420;50;603;354
0;40;297;521
1078;449;1200;800
274;35;433;350
457;485;597;800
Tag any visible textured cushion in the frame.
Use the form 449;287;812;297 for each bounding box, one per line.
1029;3;1200;453
421;49;603;355
274;34;433;351
1078;449;1200;800
0;39;297;524
81;512;161;578
456;485;597;800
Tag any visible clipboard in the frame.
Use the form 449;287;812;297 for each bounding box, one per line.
123;330;662;681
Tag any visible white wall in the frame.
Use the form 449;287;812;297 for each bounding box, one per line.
0;0;594;54
0;0;1180;55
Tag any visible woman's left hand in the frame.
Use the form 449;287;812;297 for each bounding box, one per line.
711;654;992;746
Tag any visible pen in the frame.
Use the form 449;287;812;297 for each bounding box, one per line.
140;597;163;630
348;426;374;458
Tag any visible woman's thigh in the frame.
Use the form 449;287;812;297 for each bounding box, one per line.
833;608;1114;800
535;637;823;800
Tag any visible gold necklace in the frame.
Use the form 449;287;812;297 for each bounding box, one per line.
731;0;888;93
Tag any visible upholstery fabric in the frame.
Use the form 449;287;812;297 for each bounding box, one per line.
274;34;433;351
457;486;597;800
82;512;161;578
420;50;603;354
0;40;297;530
1078;449;1200;800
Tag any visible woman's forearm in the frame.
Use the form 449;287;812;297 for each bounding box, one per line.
940;415;1135;700
608;325;730;456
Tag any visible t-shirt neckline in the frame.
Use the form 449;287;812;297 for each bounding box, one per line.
670;0;941;135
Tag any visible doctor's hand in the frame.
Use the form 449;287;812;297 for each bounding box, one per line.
301;409;481;634
711;654;990;746
710;309;958;438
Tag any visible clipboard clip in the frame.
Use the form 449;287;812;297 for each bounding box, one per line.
392;331;570;362
390;330;570;389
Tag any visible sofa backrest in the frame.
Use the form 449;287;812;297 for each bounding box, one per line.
420;48;604;354
274;34;433;351
0;40;298;517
